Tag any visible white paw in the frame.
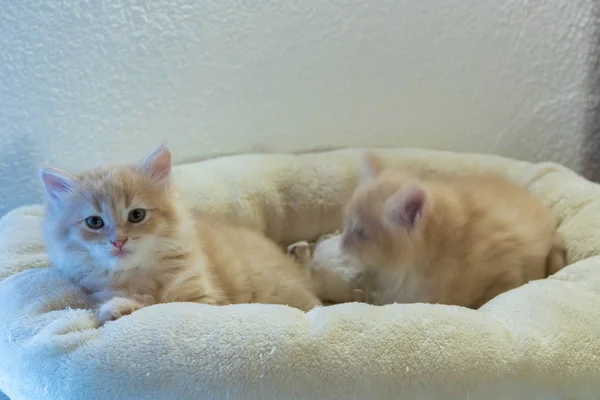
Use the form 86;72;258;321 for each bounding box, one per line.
97;297;143;324
287;241;312;263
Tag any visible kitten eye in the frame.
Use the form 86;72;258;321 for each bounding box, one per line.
128;208;146;223
85;216;104;230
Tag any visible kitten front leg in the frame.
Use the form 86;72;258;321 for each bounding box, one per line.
187;294;221;305
294;292;322;311
179;279;222;305
162;266;225;305
97;297;144;324
164;280;223;305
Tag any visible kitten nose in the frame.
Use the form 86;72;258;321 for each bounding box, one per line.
111;238;128;250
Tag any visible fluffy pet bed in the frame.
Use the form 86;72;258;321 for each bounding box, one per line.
1;148;599;400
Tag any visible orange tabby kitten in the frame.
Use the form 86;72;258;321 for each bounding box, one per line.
40;146;320;323
340;153;566;308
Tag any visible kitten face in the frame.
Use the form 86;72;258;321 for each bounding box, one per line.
341;196;394;268
41;146;181;273
341;154;427;269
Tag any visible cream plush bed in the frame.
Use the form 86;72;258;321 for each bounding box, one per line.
1;148;600;400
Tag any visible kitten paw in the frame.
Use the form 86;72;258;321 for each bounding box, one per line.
287;241;312;263
97;297;143;324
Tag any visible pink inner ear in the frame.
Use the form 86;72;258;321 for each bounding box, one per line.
39;168;77;205
386;183;427;228
139;145;171;183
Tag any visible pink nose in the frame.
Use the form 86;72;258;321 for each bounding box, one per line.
111;238;128;250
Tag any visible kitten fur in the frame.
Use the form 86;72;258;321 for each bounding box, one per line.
40;146;320;323
340;153;567;309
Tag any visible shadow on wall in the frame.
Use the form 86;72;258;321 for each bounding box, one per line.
582;3;600;182
0;135;42;216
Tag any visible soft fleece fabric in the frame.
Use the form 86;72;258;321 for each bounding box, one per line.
1;148;600;400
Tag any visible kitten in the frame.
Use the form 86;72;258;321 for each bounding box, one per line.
340;153;567;309
40;146;320;323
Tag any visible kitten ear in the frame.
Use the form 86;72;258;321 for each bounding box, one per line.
361;152;385;182
39;167;78;208
385;182;427;229
138;145;171;185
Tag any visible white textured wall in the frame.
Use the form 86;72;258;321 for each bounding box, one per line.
0;0;595;215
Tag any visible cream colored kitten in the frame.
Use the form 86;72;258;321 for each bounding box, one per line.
340;153;567;309
40;146;320;323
